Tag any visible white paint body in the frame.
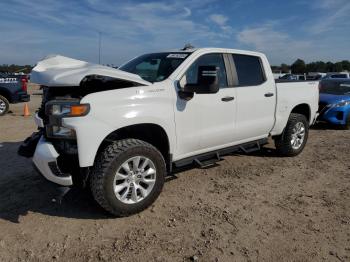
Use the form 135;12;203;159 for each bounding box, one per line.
31;49;319;186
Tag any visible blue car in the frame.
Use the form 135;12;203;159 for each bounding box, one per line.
318;79;350;129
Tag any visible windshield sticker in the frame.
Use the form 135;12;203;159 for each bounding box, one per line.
166;54;188;59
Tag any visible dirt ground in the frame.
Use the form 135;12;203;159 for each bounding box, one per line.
0;84;349;262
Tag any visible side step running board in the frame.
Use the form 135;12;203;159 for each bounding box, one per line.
194;152;222;168
239;141;261;154
173;138;268;170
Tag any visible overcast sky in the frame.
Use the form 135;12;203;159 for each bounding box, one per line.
0;0;349;65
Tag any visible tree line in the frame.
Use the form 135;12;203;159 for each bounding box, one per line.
272;59;350;74
0;64;33;74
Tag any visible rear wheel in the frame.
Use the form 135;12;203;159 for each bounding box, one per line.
274;113;309;156
90;139;166;216
0;95;9;116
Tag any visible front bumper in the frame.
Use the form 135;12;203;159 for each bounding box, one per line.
33;136;73;186
12;92;30;103
318;105;349;125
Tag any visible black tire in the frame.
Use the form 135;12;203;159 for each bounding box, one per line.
342;113;350;130
0;95;9;116
274;113;309;157
90;139;166;216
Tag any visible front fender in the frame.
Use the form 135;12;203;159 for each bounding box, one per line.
62;85;175;167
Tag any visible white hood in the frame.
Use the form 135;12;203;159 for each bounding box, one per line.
30;55;151;87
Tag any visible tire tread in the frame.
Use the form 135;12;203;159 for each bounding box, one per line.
90;139;164;216
275;113;309;157
0;95;9;116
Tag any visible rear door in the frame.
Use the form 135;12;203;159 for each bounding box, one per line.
230;54;276;141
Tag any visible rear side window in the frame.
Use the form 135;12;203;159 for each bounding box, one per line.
232;54;265;86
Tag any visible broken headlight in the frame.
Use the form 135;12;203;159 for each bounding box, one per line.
45;101;89;139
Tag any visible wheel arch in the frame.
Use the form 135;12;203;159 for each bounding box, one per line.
0;87;12;103
290;103;311;122
271;102;312;137
96;123;171;168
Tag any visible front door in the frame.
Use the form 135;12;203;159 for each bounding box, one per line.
173;53;237;160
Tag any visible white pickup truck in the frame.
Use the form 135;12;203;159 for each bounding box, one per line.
19;48;319;216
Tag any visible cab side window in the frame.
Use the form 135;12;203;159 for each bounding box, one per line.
185;54;228;87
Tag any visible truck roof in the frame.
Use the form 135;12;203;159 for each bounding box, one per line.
167;47;265;58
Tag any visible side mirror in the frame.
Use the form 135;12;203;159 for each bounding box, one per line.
184;65;220;94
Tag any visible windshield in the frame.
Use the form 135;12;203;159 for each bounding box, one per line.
119;52;191;83
320;80;350;95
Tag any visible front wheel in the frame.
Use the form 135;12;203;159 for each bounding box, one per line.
274;113;309;157
0;95;9;116
90;139;166;216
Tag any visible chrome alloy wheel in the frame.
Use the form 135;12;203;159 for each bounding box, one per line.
0;99;6;114
113;156;156;204
291;122;305;150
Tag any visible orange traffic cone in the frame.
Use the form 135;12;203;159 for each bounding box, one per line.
23;103;30;117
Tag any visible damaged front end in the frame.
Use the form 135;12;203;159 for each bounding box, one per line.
18;55;150;187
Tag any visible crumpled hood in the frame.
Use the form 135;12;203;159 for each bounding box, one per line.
319;93;350;104
30;55;151;87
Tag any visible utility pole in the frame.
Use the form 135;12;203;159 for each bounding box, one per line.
98;32;101;64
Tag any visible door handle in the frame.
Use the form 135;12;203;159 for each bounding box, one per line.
221;96;235;102
264;92;274;97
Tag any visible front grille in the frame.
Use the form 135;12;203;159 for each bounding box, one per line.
336;111;344;120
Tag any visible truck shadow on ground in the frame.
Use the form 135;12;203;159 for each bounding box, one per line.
311;122;347;130
0;142;116;223
0;141;181;223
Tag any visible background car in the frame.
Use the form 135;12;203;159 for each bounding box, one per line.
279;73;306;81
318;79;350;129
323;72;350;79
0;73;30;115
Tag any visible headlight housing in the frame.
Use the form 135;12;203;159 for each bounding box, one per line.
334;100;350;107
45;101;90;139
45;101;90;117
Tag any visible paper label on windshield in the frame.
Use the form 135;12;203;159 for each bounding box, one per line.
166;54;188;59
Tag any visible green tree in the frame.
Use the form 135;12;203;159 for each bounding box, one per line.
341;60;350;71
280;63;290;73
326;62;335;72
291;59;306;74
334;62;343;72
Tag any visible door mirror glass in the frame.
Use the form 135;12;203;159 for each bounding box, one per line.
179;53;227;98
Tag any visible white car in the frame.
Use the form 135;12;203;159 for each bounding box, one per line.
19;47;319;216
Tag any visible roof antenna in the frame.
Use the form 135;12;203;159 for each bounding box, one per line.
182;43;195;50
